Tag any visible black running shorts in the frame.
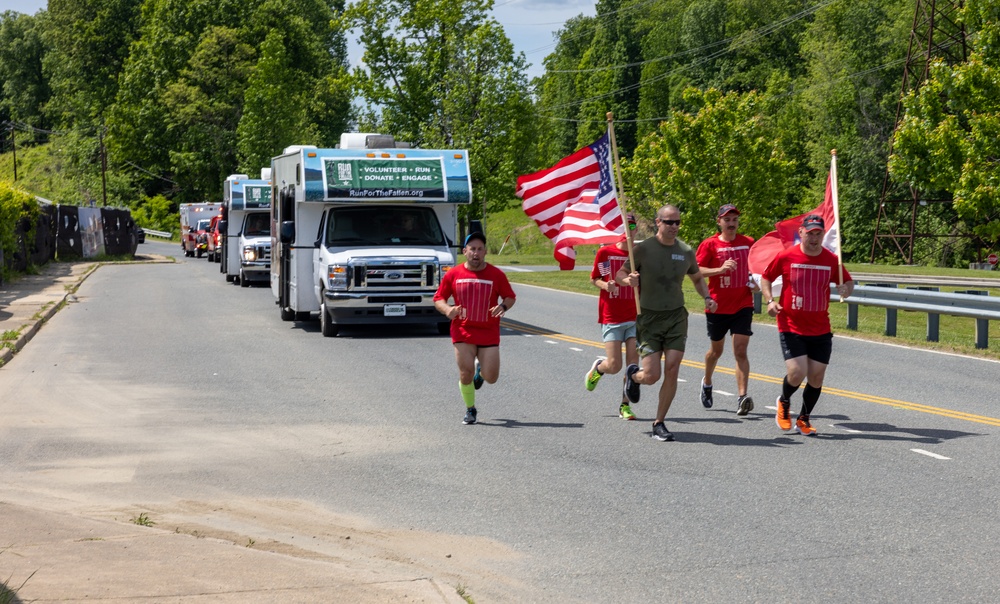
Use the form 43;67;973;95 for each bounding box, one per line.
779;331;833;364
705;307;753;341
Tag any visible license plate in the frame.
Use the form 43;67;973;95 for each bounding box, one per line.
384;304;406;317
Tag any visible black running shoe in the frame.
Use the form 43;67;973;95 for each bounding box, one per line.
624;364;641;404
473;361;484;390
463;407;477;425
701;381;713;408
651;422;674;442
736;394;754;416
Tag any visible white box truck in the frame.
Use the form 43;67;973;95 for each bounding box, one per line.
219;172;272;286
270;133;472;336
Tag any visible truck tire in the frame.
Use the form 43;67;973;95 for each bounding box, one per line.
225;274;235;283
280;306;295;321
320;299;338;337
240;270;249;287
196;249;204;258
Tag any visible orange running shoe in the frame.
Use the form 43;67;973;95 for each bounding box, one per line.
795;415;817;436
775;397;792;431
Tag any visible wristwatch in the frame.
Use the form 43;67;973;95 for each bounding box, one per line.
766;299;775;305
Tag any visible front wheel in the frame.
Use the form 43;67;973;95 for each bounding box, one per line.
280;306;295;321
240;270;249;287
320;298;338;337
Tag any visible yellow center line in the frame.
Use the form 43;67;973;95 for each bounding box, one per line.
502;320;1000;428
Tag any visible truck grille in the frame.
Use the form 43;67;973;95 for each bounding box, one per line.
350;259;437;290
254;244;271;262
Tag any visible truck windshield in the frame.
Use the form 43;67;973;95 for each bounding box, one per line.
196;219;211;231
326;207;446;247
243;213;270;237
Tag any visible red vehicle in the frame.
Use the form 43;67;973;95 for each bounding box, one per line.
180;202;221;257
207;214;223;262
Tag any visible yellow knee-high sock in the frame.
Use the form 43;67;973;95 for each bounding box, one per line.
459;381;475;408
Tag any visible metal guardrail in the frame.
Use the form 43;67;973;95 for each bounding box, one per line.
140;228;172;239
839;285;998;349
752;284;998;349
851;272;999;289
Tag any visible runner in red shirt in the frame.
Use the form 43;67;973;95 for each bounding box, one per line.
434;232;516;425
696;204;758;416
760;214;854;436
584;215;639;420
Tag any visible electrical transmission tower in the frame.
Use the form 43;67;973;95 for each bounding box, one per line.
870;0;968;264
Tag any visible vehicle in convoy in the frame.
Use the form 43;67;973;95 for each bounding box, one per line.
179;202;221;257
270;133;472;336
206;214;223;262
219;172;272;286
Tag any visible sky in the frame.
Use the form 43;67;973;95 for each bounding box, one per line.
0;0;595;80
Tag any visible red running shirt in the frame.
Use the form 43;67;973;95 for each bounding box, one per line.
696;233;756;315
590;244;637;325
434;263;516;346
762;245;852;336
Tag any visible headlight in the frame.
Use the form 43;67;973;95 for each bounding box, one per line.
328;265;348;290
243;247;256;262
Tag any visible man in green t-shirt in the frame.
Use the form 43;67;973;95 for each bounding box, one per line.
616;205;717;441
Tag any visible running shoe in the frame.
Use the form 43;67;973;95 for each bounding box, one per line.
619;403;636;421
736;395;754;416
794;415;817;436
651;421;674;441
700;380;713;408
585;358;603;391
473;361;484;390
775;396;792;431
624;364;641;404
463;407;478;425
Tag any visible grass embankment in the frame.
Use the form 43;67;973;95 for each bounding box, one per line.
479;207;1000;360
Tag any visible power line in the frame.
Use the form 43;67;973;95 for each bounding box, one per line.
541;0;841;113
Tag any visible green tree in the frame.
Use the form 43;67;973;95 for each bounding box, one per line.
623;87;797;243
43;0;143;126
890;4;1000;247
0;11;51;137
344;0;535;215
164;26;255;200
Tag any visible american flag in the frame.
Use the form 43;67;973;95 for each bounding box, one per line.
516;132;625;270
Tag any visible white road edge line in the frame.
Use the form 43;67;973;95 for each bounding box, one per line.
832;425;863;433
911;449;951;460
569;347;582;352
715;389;735;396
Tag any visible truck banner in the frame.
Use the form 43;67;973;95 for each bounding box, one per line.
242;184;271;209
229;179;271;210
303;148;471;204
323;158;446;201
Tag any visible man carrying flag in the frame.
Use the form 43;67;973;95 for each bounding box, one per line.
760;215;854;436
516;132;625;270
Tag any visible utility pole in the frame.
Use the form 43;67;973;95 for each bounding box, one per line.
99;125;108;206
9;123;17;181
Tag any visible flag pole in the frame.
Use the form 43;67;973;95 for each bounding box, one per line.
830;149;845;300
606;112;641;315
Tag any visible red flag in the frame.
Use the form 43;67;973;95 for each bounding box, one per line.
516;132;623;270
748;173;840;275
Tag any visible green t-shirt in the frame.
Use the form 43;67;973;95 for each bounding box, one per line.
624;237;698;311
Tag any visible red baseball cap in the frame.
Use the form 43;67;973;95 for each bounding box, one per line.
717;204;740;218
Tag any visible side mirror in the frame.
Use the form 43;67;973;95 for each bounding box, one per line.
218;220;227;232
280;221;295;244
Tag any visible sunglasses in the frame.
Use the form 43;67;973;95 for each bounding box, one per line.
656;219;681;226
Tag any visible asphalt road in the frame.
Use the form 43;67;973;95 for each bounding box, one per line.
2;239;998;602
